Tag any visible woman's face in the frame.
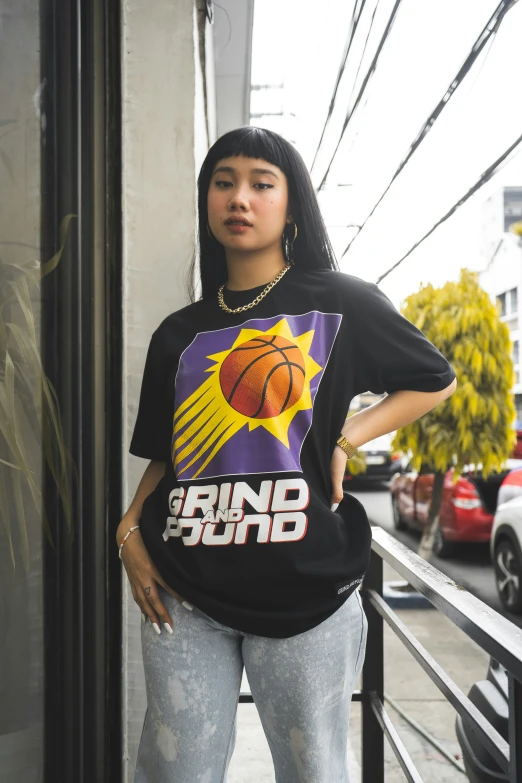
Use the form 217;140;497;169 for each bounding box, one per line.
207;155;290;254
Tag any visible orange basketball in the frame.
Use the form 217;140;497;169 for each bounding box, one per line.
219;335;306;418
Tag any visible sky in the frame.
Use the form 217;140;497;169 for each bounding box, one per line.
249;0;522;308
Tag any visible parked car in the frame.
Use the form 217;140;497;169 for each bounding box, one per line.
343;433;401;484
495;465;522;506
389;463;512;558
455;657;509;783
458;469;522;781
490;469;522;614
388;431;522;558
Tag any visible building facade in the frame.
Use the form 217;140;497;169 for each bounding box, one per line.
479;187;522;424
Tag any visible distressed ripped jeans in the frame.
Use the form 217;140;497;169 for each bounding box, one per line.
134;585;368;783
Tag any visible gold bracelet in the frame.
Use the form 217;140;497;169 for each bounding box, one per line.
337;435;358;459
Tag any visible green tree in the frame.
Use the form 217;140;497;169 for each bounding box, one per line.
0;214;77;570
392;268;516;562
344;410;367;477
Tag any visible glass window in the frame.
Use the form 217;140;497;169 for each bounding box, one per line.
1;1;44;777
514;339;520;366
504;189;522;231
497;292;507;317
510;287;518;313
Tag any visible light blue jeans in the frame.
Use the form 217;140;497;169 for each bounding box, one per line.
134;585;368;783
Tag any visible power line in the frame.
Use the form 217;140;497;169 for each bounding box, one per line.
458;32;496;113
316;0;404;192
310;0;368;174
374;131;522;284
339;0;519;260
349;1;380;107
327;2;381;186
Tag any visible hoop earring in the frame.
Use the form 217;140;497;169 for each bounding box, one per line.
283;221;298;265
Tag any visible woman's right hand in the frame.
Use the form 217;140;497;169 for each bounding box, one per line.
117;522;191;634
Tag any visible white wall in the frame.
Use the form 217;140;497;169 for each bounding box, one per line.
481;189;504;266
121;0;209;777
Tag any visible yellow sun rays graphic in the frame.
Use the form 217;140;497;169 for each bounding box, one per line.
172;318;322;479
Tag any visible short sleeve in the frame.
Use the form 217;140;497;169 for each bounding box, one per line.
352;283;456;396
129;327;173;461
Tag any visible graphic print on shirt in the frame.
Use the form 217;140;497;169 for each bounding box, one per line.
171;311;342;480
162;477;311;547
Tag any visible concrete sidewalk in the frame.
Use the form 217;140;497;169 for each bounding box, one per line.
227;560;490;782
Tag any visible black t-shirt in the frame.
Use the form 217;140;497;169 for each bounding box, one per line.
129;267;456;638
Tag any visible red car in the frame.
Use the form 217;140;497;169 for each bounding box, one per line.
513;428;522;459
389;434;522;558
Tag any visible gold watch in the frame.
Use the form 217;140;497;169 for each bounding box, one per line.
337;435;358;459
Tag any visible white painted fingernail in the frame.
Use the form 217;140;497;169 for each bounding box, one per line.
331;503;339;512
164;623;173;634
182;601;193;611
152;622;161;635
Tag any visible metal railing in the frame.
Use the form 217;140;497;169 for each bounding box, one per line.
238;525;522;781
360;526;522;782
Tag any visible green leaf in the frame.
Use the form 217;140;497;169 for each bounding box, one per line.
40;214;77;278
0;468;15;571
4;350;15;419
0;457;29;471
8;277;36;344
7;322;74;537
11;468;30;572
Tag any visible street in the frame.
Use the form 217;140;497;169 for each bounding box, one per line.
348;480;522;630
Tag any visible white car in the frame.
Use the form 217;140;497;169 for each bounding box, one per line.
490;493;522;614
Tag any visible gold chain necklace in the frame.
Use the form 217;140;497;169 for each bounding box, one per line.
217;263;291;314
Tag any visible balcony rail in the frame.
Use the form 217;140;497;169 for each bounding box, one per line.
238;525;522;781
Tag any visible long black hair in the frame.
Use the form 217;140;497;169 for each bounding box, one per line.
187;126;339;302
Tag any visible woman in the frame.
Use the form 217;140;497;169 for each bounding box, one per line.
117;126;457;783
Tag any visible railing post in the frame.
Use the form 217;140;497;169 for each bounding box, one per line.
361;547;384;783
508;673;522;782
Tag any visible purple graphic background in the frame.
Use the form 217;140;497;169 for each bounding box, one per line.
173;312;342;480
